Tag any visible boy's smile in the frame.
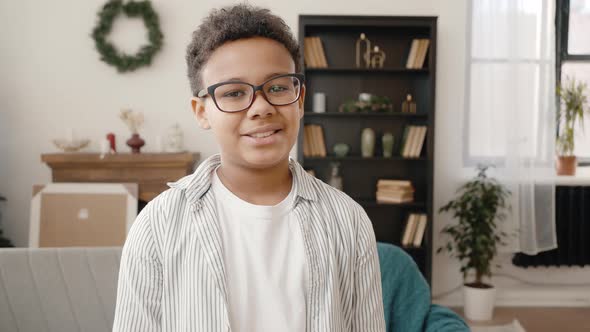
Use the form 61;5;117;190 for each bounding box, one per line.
191;37;305;170
241;122;285;146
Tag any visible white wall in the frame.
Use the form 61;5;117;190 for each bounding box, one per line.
1;0;588;306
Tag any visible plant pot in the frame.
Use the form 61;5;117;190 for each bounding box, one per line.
556;156;577;176
463;283;496;321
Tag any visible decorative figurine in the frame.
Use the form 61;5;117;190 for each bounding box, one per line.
165;123;184;153
401;94;417;113
370;46;386;69
107;133;117;153
327;162;344;191
355;33;372;68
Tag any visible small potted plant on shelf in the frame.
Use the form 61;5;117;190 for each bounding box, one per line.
556;77;589;175
437;165;511;322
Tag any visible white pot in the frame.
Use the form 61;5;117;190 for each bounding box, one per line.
463;284;496;321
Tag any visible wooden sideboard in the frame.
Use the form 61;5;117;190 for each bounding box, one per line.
41;152;200;202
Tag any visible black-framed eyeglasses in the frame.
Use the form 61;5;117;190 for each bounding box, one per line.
197;73;305;113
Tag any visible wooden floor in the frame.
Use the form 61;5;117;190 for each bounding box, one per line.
451;307;590;332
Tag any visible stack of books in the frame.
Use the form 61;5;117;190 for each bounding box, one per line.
376;179;414;204
401;213;428;247
399;125;427;158
405;39;430;69
303;124;327;157
303;37;328;68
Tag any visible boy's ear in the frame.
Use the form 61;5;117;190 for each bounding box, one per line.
191;97;211;130
298;84;306;119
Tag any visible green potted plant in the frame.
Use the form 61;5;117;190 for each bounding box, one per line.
556;77;589;175
437;165;511;321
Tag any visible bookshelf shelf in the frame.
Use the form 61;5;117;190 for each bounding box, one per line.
305;156;428;162
304;111;428;118
305;67;429;74
357;200;426;208
298;15;436;285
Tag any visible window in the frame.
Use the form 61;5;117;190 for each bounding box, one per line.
464;0;555;166
557;0;590;164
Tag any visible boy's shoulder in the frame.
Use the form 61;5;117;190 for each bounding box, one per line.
147;154;365;220
298;169;366;222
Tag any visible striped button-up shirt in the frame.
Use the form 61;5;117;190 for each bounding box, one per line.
113;154;386;332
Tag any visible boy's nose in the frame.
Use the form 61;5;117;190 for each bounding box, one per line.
247;91;277;118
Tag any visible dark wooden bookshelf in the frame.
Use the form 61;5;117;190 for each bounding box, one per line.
305;67;429;74
304;111;428;118
304;156;428;162
298;15;437;285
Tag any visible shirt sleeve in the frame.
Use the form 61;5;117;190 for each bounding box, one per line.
112;203;162;332
352;204;386;332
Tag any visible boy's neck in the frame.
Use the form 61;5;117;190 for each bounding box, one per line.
216;157;293;206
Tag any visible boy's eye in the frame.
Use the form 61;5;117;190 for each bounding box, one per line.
267;85;289;93
221;90;247;98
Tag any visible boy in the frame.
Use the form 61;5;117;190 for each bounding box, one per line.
113;4;385;332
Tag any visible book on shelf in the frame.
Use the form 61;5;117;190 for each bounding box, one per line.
413;214;428;247
401;213;428;247
415;39;430;69
303;124;327;157
303;37;317;67
401;125;418;157
405;39;420;69
376;191;414;204
400;125;427;158
316;125;327;157
314;37;328;68
377;179;413;188
405;39;430;69
376;179;414;204
402;213;419;246
304;36;328;68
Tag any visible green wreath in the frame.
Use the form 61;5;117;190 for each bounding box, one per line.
92;0;163;73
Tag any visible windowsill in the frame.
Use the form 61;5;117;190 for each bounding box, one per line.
553;166;590;185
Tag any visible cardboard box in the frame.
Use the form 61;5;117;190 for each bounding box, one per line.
29;183;138;247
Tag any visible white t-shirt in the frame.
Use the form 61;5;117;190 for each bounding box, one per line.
211;168;308;332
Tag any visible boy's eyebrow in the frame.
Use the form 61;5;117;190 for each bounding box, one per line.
220;72;290;83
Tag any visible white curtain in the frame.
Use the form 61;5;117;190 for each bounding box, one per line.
466;0;557;255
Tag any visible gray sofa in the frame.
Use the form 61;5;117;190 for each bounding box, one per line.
0;246;468;332
0;248;120;332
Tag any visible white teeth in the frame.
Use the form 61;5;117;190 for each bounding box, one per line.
250;130;276;138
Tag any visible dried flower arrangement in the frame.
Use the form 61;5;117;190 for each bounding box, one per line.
119;109;144;134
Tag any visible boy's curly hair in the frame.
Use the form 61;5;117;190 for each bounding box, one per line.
185;4;302;96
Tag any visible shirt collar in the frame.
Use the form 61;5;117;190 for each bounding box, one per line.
167;153;318;207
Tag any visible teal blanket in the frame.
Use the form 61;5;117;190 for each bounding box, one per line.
377;242;470;332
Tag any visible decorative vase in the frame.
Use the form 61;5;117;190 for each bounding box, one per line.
361;128;375;157
463;284;496;321
333;143;350;157
327;162;343;191
382;132;394;158
556;156;577;176
126;133;145;154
